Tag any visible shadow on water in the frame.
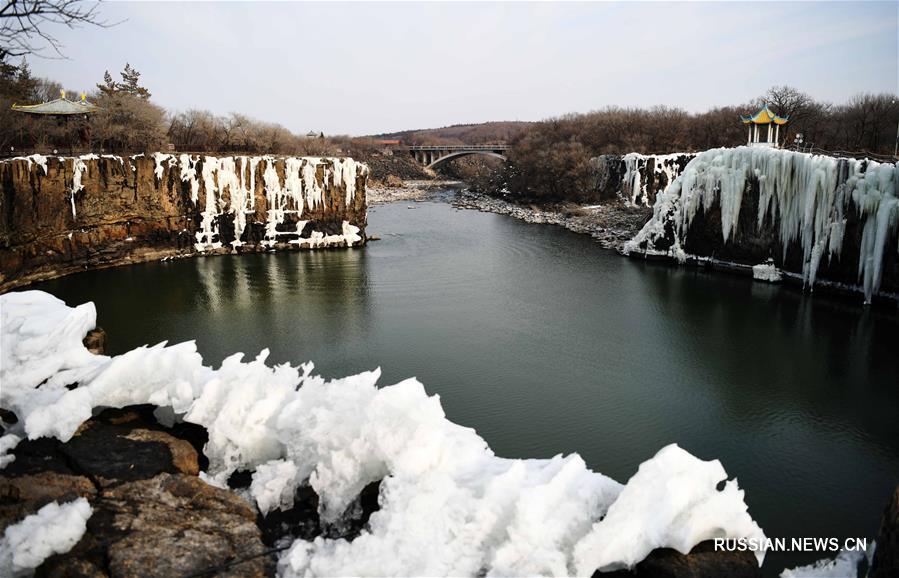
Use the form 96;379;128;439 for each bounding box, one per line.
31;200;899;575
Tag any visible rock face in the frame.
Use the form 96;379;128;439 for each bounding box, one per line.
870;485;899;578
1;408;269;577
0;153;369;291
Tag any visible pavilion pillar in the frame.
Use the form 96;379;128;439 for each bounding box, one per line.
775;124;780;147
747;125;752;146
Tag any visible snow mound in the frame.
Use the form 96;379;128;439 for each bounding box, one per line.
0;498;92;577
624;147;898;303
1;291;767;576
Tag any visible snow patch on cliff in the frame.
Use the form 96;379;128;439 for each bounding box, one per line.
1;291;766;577
624;147;898;303
11;154;48;175
622;153;692;207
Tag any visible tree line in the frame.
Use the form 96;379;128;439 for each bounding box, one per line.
497;86;899;201
0;59;341;156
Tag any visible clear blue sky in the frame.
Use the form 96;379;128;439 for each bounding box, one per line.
26;1;899;136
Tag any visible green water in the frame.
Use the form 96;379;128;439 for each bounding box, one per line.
33;199;899;574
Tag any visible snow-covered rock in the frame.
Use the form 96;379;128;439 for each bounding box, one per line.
753;260;783;283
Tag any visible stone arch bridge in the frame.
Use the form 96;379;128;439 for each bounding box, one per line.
408;144;510;169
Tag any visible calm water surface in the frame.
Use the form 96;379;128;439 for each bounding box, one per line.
34;199;899;574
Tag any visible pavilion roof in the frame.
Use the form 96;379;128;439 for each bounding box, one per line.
12;96;98;116
740;104;788;125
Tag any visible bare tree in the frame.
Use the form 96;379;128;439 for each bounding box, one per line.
0;0;108;59
762;85;814;146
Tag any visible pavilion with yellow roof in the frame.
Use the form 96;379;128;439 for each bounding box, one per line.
741;104;788;148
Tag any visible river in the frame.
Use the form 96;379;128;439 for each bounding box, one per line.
33;197;899;574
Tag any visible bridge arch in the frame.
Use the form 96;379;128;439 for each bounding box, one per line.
427;150;507;169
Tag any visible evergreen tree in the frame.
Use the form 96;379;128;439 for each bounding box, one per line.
119;63;151;99
97;70;117;96
95;64;151;99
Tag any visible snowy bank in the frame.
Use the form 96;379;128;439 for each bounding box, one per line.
624;147;899;304
1;291;766;576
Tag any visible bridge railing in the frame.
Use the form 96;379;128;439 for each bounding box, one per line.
406;144;510;151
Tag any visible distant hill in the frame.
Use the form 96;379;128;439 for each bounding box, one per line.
371;121;533;145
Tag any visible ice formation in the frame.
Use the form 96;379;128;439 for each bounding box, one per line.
11;154;48;175
624;146;899;303
621;153;692;206
752;260;783;283
1;291;767;576
779;548;867;578
144;154;367;251
0;498;92;577
70;157;87;219
0;433;20;469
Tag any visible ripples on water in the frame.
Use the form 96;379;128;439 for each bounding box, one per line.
34;200;899;574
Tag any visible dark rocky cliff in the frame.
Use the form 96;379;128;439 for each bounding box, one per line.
0;154;368;291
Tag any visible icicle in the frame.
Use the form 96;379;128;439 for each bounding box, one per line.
262;158;284;247
194;156;223;251
70;158;88;219
151;153;174;181
302;158;323;210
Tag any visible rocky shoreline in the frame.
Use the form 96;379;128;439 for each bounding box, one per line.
366;179;464;205
452;189;652;250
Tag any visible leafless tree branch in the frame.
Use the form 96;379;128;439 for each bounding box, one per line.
0;0;115;59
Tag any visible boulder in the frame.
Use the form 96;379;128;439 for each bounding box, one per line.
0;407;263;577
59;419;199;486
40;473;268;578
82;328;107;356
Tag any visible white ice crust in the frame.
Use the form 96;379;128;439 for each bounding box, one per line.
0;291;767;577
0;498;92;577
624;147;898;303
